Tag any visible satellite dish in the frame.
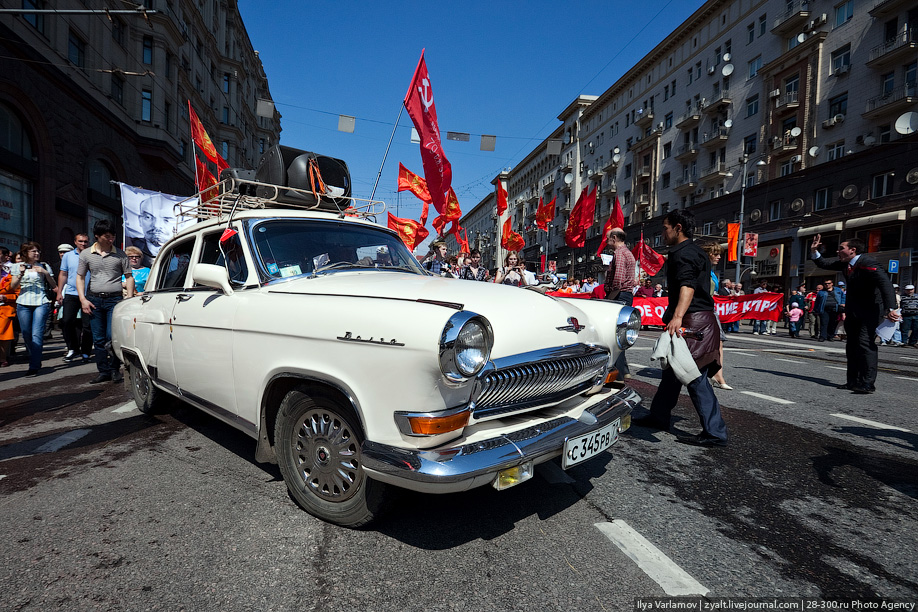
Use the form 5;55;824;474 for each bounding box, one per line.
791;198;804;212
723;53;731;62
724;119;733;128
907;168;918;185
717;218;727;229
587;169;594;176
750;209;762;222
797;33;806;43
842;184;858;199
808;146;820;157
895;112;918;135
790;127;802;138
863;135;876;146
722;63;734;77
564;173;573;185
612;153;622;164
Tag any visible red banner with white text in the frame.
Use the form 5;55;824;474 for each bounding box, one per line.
632;293;784;325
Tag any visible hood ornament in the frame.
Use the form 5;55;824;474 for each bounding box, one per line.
556;317;585;333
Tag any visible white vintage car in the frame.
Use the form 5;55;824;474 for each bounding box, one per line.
112;178;642;527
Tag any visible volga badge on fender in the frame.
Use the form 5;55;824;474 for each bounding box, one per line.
337;331;405;346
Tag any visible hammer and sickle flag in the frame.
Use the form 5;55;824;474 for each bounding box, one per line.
397;163;431;225
189;102;219;164
388;212;429;252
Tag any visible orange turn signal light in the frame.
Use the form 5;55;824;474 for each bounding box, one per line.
605;369;619;385
407;410;471;435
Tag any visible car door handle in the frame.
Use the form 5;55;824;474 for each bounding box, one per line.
176;294;192;302
141;294;153;303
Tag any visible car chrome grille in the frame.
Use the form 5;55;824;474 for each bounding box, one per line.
471;351;609;420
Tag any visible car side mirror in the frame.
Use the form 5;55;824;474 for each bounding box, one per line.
192;263;234;295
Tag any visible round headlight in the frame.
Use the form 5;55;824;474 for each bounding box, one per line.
439;312;493;382
616;306;642;349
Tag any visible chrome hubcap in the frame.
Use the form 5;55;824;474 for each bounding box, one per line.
293;409;361;502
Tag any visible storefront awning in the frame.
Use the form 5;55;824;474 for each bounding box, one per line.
844;210;906;229
798;222;843;237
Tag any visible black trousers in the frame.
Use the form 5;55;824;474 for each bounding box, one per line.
61;294;93;355
843;315;879;389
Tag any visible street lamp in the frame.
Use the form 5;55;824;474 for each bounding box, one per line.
733;155;767;285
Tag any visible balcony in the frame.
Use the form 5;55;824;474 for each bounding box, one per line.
867;30;917;69
775;90;800;113
635;194;651;209
602;159;618;173
602;180;617;195
674;142;699;161
770;136;799;154
673;174;698;195
700;162;729;183
702;91;732;114
634;109;654;129
543;180;554;192
676;106;702;129
700;126;730;148
870;0;913;18
637;165;652;179
559;160;573;173
772;0;810;36
589;169;605;182
863;83;918;119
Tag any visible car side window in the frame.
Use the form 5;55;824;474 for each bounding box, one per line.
156;238;195;291
199;231;249;285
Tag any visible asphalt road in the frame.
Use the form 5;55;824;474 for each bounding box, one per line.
1;332;916;611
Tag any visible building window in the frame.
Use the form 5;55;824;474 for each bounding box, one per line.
223;73;231;94
906;62;917;88
663;85;669;101
111;74;124;106
164;101;171;131
879;124;891;143
662;172;671;188
872;172;893;198
222;141;229;159
703;222;713;236
665;112;673;129
815;188;829;211
769;200;782;221
23;0;45;35
744;134;757;154
142;36;153;65
141;90;152;122
625;164;632;179
827;141;845;161
747;23;755;44
259;138;265;154
663;142;672;159
746;94;759;117
748;56;762;79
828;93;848;117
112;18;125;46
180;139;187;162
834;1;853;27
780;159;794;177
222;107;229;124
831;44;851;73
68;31;85;68
759;14;767;36
882;72;895;96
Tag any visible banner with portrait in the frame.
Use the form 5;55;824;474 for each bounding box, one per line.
119;184;196;267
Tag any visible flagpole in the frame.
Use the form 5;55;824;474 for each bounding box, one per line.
370;105;404;202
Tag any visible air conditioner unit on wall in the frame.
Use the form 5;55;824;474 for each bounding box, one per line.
836;64;849;75
790;155;801;163
822;117;837;128
708;66;716;75
769;89;781;98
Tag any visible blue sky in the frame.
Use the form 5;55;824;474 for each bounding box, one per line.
237;0;702;230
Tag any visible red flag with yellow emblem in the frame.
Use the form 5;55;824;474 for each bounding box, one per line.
432;187;462;236
388;212;429;251
501;217;525;252
535;196;555;231
397;163;431;225
189;102;219;164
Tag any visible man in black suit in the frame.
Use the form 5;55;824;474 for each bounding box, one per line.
810;234;900;394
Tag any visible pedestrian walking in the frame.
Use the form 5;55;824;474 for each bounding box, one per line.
633;210;728;447
77;219;134;384
786;302;805;338
603;228;637;379
810;234;899;393
58;234;94;363
8;242;58;376
900;284;918;347
701;241;732;391
0;267;18;367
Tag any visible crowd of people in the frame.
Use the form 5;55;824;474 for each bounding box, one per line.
0;220;147;381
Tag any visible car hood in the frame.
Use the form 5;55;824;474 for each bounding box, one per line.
265;272;607;358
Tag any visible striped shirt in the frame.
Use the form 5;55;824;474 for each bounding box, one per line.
15;263;53;307
78;244;131;294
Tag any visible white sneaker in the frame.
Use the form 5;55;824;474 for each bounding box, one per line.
64;350;75;359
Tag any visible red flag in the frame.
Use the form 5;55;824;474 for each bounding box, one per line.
564;189;588;248
536;196;555;231
595;195;625;256
397;163;431;224
404;51;452;216
501;217;525;252
579;186;597;234
496;180;508;216
631;239;665;276
189;102;219;164
727;223;740;262
195;155;219;201
431;187;462;236
457;227;471;254
387;212;429;251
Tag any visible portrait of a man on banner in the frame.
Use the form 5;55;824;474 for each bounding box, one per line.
120;184;195;267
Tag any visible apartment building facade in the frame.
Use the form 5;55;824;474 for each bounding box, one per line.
0;0;281;252
457;0;917;288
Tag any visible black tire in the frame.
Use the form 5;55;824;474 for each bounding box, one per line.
274;386;385;527
128;362;163;415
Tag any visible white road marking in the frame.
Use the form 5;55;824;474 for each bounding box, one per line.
826;366;848;371
112;401;138;414
34;429;92;454
740;391;795;405
629;364;648;370
727;351;756;357
595;520;709;596
629;346;651;351
830;414;911;432
895;377;918;382
899;357;918;362
0;475;6;480
774;358;803;364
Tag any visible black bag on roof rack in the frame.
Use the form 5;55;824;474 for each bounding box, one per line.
253;145;351;210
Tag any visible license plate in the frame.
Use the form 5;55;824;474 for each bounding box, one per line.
562;419;620;469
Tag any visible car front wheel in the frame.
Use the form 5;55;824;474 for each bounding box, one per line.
127;362;163;414
274;386;385;527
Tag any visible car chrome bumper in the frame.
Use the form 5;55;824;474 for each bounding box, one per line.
361;386;641;494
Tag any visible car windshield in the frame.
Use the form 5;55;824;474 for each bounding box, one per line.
249;219;425;280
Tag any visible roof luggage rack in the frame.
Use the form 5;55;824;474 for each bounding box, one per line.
175;177;386;222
